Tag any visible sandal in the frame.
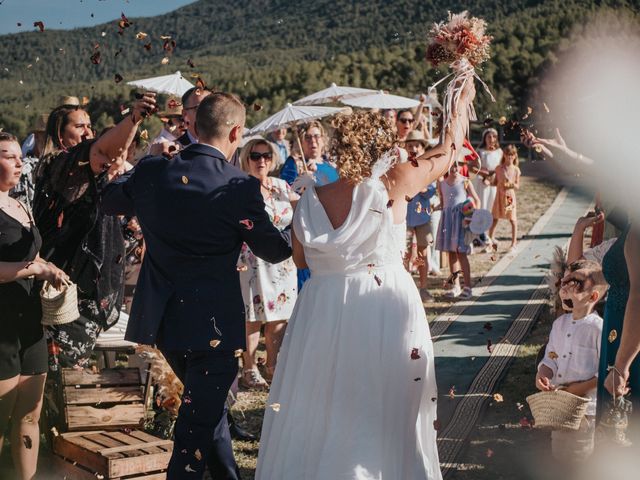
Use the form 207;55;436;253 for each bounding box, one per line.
239;369;269;390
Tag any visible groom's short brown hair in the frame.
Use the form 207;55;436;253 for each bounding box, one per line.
196;92;245;140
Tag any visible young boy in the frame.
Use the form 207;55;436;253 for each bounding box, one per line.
536;259;608;461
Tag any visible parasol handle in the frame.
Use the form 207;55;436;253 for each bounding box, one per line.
294;127;309;174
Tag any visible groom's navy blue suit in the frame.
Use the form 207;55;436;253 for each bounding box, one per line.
102;143;291;479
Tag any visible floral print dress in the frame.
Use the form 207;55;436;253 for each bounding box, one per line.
238;177;297;322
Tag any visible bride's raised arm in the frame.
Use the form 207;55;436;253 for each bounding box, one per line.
386;81;475;205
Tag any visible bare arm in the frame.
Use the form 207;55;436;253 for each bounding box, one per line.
605;228;640;395
466;180;481;210
563;377;597;397
513;167;521;190
386;82;475;221
89;93;157;175
567;212;605;264
0;256;68;288
292;228;308;269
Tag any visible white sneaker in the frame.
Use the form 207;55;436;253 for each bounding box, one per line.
444;284;462;298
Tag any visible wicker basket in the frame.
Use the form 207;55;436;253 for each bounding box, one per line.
40;280;80;326
526;389;590;431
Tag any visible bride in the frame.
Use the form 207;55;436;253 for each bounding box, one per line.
255;82;475;480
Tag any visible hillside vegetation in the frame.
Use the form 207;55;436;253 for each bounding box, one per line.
0;0;638;137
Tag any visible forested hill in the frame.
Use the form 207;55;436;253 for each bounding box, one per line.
0;0;638;137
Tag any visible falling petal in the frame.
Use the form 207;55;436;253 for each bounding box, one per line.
33;21;45;32
194;449;202;461
269;403;281;412
185;464;196;472
410;348;421;360
448;386;456;399
114;73;123;83
136;32;148;40
161;57;170;65
209;339;221;348
239;219;254;230
493;393;504;402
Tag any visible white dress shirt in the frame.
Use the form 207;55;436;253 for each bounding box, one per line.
538;312;603;415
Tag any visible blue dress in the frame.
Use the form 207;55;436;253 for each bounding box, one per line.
280;155;339;290
597;224;639;436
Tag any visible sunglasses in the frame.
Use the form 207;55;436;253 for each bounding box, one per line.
398;118;414;124
249;152;273;161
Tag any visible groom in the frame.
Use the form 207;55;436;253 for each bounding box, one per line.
102;92;291;479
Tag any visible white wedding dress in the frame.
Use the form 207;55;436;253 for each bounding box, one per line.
255;175;442;480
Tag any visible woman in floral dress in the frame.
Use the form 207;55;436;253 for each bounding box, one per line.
238;139;298;389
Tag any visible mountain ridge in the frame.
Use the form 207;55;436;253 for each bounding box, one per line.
0;0;638;137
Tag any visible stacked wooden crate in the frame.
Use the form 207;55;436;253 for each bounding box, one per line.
51;368;172;479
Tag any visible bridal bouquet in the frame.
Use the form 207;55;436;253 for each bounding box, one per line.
426;11;494;132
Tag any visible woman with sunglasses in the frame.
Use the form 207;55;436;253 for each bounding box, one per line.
237;139;299;389
31;94;156;376
396;109;416;142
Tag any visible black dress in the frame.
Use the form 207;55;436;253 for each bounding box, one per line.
0;207;47;380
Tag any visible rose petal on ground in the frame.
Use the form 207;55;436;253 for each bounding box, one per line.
493;393;504;402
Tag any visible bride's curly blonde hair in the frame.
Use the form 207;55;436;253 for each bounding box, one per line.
330;112;397;183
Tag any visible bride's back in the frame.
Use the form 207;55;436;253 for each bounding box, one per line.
293;177;405;276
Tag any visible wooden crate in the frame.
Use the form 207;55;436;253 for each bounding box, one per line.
53;430;172;479
61;368;145;431
52;368;172;479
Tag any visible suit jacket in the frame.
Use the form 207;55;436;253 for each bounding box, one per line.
177;131;240;167
102;144;291;352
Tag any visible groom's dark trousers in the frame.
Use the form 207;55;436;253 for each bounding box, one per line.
102;144;291;479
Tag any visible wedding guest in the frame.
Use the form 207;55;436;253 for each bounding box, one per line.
436;160;481;299
488;144;521;252
396;109;416;143
0;132;68;480
267;128;290;168
600;222;640;441
280;121;338;187
536;259;607;461
382;109;397;126
237;139;298;389
523;129;640;439
404;130;436;301
11;113;48;210
177;86;212;147
150;97;185;147
473;128;503;248
32;94;156;371
280;121;338;290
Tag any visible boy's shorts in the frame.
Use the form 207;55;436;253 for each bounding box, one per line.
551;415;595;461
409;222;434;248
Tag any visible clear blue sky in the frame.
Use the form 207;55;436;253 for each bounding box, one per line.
0;0;197;35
